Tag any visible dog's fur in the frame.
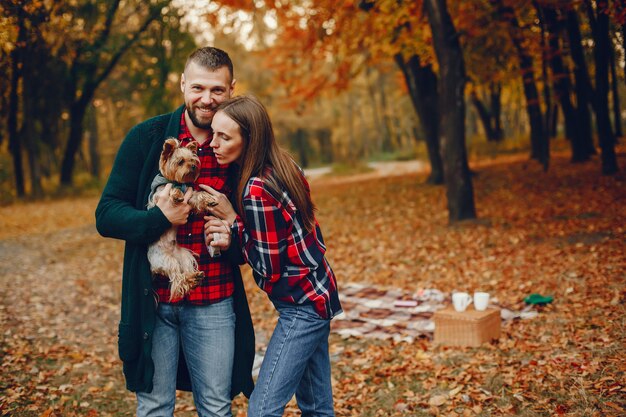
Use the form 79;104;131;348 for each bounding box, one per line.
147;138;218;301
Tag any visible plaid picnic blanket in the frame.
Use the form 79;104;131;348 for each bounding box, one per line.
331;283;538;343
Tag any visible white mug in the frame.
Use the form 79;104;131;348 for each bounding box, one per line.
474;292;490;311
452;292;472;312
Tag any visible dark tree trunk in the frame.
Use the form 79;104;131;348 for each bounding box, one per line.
623;23;626;85
550;104;559;138
424;0;476;222
470;85;503;142
566;9;596;158
542;5;588;162
316;128;333;164
60;98;89;185
490;83;504;141
87;103;100;178
8;74;25;198
470;91;497;141
609;45;622;139
289;128;310;168
355;99;369;158
587;1;619;174
394;54;444;184
365;66;387;153
8;9;26;197
493;0;548;169
378;71;398;153
346;93;356;161
22;57;43;198
536;2;554;143
520;39;549;169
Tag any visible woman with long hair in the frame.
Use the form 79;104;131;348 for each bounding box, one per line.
199;95;341;417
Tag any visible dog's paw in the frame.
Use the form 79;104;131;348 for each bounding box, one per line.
167;270;203;301
194;192;218;212
170;188;185;203
188;271;204;286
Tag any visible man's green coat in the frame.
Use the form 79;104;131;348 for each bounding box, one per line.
95;105;254;397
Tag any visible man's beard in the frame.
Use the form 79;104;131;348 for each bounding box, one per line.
187;105;214;130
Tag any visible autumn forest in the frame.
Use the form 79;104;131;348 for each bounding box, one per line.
1;0;625;416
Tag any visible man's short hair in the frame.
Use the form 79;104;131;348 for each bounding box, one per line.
185;47;234;81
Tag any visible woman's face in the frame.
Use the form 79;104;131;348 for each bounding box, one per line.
209;111;244;165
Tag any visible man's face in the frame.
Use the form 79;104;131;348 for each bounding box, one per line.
181;62;235;130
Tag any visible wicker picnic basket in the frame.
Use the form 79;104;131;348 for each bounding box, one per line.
433;307;501;347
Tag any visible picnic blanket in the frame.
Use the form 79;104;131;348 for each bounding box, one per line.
331;283;538;343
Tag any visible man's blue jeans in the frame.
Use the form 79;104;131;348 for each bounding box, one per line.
248;301;335;417
136;298;235;417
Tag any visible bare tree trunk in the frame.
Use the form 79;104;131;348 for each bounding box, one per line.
566;9;596;159
490;83;504;141
316;128;333;164
8;8;26;197
87;103;100;178
623;23;626;85
346;93;356;162
492;0;548;169
609;44;622;139
356;95;369;158
536;2;554;143
378;70;398;153
61;97;89;185
424;0;476;222
586;0;619;174
471;91;494;141
22;65;43;198
550;104;559;138
520;31;549;168
286;127;309;168
541;5;588;162
470;85;503;142
365;66;387;153
395;54;444;184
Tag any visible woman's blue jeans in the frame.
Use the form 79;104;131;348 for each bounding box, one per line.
136;298;235;417
248;301;335;417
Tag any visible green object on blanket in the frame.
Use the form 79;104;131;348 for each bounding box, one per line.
524;293;554;305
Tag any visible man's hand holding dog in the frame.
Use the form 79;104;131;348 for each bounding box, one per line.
155;183;193;226
204;215;232;251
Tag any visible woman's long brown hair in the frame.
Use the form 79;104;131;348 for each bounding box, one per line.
215;95;316;232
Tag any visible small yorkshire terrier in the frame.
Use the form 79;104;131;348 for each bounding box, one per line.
147;138;218;301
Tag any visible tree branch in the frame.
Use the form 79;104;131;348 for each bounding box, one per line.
93;2;168;89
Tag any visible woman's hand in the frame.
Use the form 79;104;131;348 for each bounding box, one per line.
204;215;232;251
197;184;238;225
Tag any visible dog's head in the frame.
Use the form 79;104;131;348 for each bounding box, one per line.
159;138;201;184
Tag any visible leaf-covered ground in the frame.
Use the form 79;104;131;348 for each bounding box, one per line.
1;150;624;417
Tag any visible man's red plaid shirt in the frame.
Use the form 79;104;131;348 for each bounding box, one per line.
153;111;234;304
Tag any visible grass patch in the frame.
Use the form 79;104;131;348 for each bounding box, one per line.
368;147;422;163
328;161;374;176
